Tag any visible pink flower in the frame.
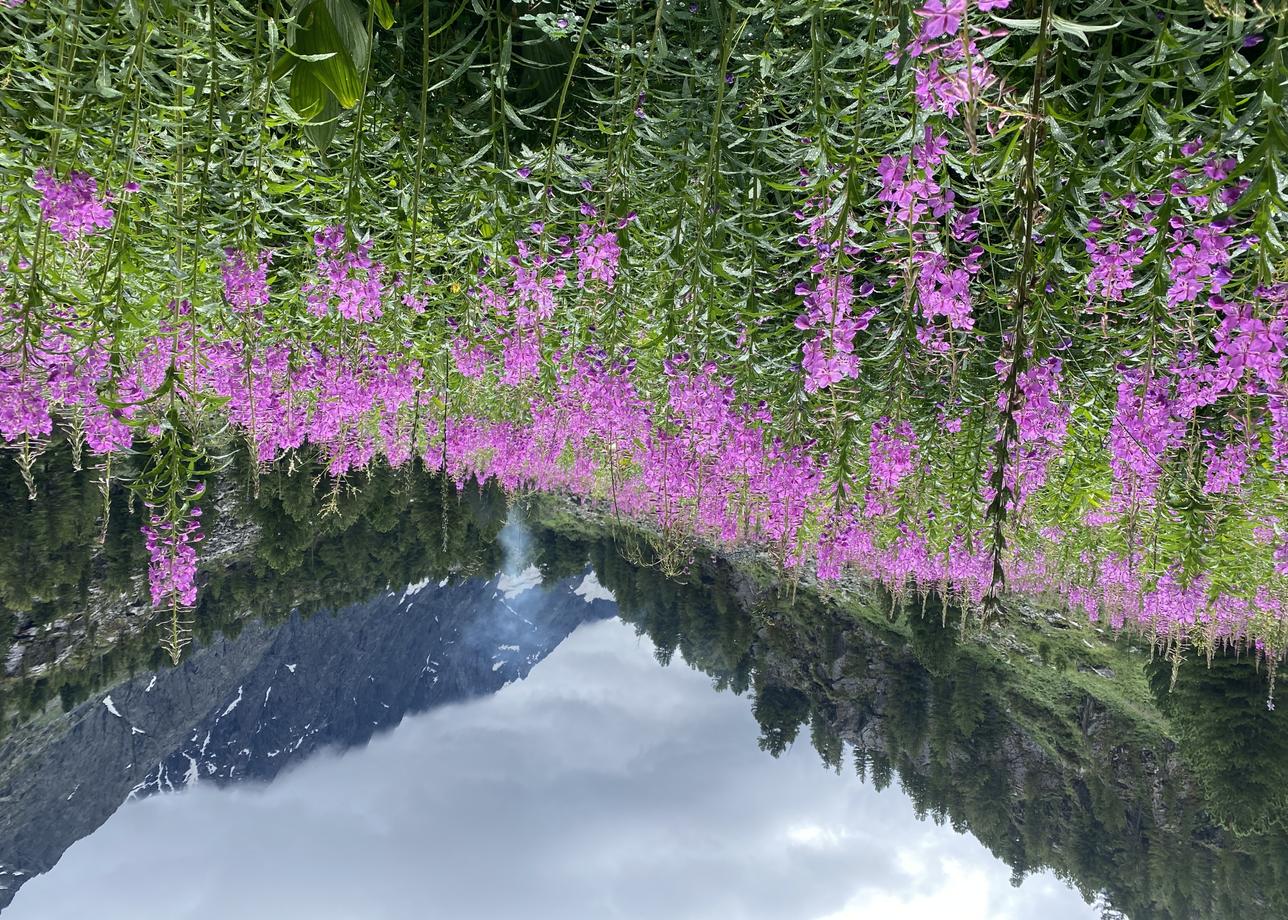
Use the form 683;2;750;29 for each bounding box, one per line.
575;224;621;289
222;249;272;313
142;499;204;609
32;169;114;241
916;0;965;39
303;225;386;322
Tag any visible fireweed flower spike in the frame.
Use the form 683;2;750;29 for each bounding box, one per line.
222;249;272;313
142;494;204;610
304;225;387;322
32;169;114;241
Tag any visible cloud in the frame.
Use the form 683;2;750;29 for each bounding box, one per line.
8;619;1098;920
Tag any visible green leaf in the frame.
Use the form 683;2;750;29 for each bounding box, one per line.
303;94;341;152
270;52;297;82
94;59;122;99
288;50;342;62
288;63;329;121
324;0;371;72
993;17;1041;31
371;0;394;30
296;0;363;108
1050;16;1121;49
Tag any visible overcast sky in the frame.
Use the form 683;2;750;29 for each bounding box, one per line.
8;617;1100;920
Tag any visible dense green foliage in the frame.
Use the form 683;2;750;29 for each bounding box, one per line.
1;1;1286;661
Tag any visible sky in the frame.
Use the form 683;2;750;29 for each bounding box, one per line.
7;617;1101;920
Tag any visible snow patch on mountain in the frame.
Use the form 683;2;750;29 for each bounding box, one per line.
497;565;543;599
219;686;244;719
400;578;432;603
574;572;616;603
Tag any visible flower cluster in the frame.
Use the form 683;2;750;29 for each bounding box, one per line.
142;499;203;609
874;129;982;352
913;251;974;333
1212;298;1285;392
791;193;877;392
1085;200;1152;303
797;273;876;391
575;223;621;289
990;355;1070;504
1203;436;1250;496
908;1;1008;116
1108;367;1186;508
876;130;954;227
304;225;386;322
0;366;52;442
0;304;134;452
32;169;114;242
222;249;272;313
866;417;918;516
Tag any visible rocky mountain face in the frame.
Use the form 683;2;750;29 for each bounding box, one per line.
0;568;615;910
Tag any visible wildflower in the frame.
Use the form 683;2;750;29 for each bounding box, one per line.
32;169;114;241
916;0;965;40
222;249;272;313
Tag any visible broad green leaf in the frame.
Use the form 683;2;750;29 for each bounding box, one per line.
324;0;371;73
288;62;328;121
303;94;341;151
371;0;394;30
296;0;363;108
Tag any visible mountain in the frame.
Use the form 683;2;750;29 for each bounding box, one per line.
0;568;615;910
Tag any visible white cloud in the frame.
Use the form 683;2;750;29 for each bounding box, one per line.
8;619;1099;920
